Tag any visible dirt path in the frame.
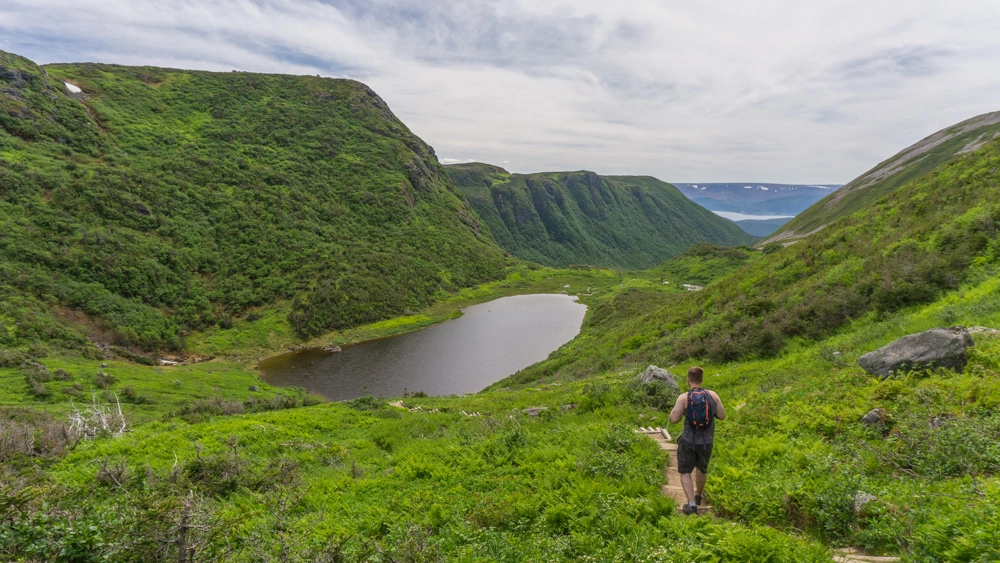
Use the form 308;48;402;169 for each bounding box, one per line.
635;428;899;562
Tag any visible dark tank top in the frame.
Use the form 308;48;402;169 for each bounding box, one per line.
680;388;717;446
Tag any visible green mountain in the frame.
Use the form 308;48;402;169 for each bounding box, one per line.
0;52;507;353
766;110;1000;244
447;163;756;269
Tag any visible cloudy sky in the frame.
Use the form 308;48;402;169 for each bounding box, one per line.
2;1;999;183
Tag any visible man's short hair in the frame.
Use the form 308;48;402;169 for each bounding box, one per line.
687;366;704;385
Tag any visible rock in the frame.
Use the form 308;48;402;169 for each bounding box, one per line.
968;326;1000;335
248;385;260;392
860;408;885;426
634;365;682;394
523;407;548;417
100;362;108;367
134;203;151;216
322;345;342;353
930;414;954;429
852;492;877;514
858;327;974;378
560;404;577;411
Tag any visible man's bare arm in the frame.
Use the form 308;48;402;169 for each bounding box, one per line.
711;391;726;420
669;393;686;424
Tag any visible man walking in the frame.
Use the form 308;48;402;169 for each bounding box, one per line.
669;366;725;515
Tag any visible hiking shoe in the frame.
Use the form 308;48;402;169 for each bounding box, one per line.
682;503;698;516
694;494;703;506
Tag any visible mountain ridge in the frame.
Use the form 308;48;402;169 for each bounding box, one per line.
447;162;756;269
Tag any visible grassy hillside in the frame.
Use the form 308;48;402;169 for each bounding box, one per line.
515;133;1000;372
447;163;756;269
768;110;1000;244
0;51;508;357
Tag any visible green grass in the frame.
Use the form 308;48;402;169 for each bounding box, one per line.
7;372;832;562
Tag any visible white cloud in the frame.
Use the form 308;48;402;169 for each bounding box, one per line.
2;0;999;182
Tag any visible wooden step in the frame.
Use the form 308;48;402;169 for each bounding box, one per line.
832;548;900;563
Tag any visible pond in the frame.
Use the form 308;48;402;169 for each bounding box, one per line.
258;293;587;401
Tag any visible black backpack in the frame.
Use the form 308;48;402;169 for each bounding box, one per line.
686;389;713;445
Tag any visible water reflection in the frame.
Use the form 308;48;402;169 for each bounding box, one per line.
259;294;586;400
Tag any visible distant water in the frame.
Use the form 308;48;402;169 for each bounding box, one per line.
259;294;587;401
712;211;795;221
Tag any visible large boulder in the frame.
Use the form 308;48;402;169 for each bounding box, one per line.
634;365;681;394
858;327;974;378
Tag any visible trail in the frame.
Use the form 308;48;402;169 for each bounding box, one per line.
635;427;713;516
635;428;899;563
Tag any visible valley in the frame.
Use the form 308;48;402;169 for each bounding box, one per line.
2;49;1000;562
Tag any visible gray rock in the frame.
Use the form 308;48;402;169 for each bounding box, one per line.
560;404;577;411
858;327;973;378
322;345;342;353
248;385;260;392
853;492;877;514
860;408;885;426
634;365;682;394
969;326;999;335
523;407;548;417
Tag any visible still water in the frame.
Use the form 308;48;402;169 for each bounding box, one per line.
259;294;587;401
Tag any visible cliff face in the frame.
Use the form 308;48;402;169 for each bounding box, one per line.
448;163;756;269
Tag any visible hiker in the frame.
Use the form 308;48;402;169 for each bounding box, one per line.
669;366;725;515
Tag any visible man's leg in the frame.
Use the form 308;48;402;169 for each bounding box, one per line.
679;471;696;505
694;468;707;498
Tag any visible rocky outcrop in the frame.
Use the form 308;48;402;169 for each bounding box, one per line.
858;327;974;378
634;365;681;394
860;408;886;426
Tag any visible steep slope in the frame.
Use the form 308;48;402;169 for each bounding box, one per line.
0;52;507;352
766;110;1000;244
447;163;756;269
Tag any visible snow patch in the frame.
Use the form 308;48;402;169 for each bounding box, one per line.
64;82;82;93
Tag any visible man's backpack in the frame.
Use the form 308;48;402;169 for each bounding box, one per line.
686;389;713;433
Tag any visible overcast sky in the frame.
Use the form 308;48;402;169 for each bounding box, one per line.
2;1;999;183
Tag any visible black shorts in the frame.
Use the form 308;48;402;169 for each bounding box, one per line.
676;439;713;474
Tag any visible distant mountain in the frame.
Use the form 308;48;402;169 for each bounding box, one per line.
765;110;1000;244
447;163;757;269
0;51;507;351
673;183;842;216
